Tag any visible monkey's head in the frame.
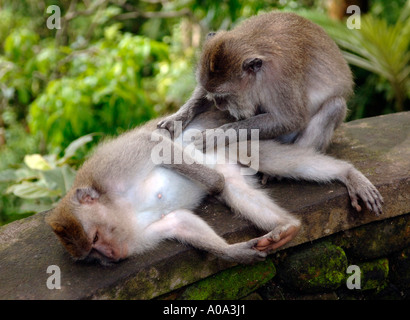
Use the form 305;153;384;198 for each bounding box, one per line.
46;186;134;266
197;31;264;118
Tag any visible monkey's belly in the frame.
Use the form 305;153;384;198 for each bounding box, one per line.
132;167;206;228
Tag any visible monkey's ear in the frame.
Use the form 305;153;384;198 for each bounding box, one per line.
207;32;217;39
76;187;100;205
242;58;263;73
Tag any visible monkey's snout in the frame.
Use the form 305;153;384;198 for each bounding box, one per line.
83;248;122;267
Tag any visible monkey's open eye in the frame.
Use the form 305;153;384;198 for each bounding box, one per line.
93;232;99;244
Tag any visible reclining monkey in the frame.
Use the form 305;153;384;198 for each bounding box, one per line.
47;108;383;266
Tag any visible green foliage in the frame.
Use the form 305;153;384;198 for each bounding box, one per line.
0;9;34;52
152;24;197;110
0;111;40;172
0;133;95;224
370;0;408;25
0;28;44;118
341;4;409;112
300;2;410;118
29;28;169;151
180;0;322;31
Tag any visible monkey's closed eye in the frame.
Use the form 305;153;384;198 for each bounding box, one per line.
93;232;99;244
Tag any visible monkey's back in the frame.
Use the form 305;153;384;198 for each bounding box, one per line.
234;12;338;55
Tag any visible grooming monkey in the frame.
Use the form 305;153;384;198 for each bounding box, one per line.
46;108;383;266
158;11;353;152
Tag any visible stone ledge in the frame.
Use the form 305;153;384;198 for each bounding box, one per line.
0;112;409;300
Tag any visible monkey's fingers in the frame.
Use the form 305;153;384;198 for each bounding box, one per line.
348;185;383;216
157;119;170;130
254;236;289;252
193;130;217;152
254;225;299;252
254;237;274;251
361;187;384;216
349;195;362;213
157;120;175;139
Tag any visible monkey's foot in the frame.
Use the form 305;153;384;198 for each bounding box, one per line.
224;239;267;264
345;169;384;216
254;224;300;252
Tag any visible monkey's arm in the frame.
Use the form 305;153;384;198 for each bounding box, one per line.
164;161;225;195
194;113;305;151
143;209;267;263
148;130;225;194
222;113;305;140
157;86;213;138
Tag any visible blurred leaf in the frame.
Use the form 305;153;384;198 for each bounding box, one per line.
41;165;76;195
13;168;39;182
60;133;96;163
104;23;122;41
61;165;77;193
0;169;18;182
7;182;60;199
19;202;54;214
24;154;52;171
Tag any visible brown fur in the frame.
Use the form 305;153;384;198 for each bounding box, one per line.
47;108;382;265
158;11;354;152
46;194;91;259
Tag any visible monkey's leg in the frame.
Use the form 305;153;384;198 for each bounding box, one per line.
143;209;267;264
252;141;383;215
295;96;347;152
215;163;301;252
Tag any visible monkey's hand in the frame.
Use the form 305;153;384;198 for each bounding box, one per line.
344;168;384;216
192;128;229;152
192;130;210;151
223;239;267;264
157;113;190;139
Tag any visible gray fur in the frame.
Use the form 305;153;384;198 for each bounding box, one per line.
47;109;382;266
158;11;353;152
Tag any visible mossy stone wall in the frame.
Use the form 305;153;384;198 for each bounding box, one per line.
162;213;410;300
